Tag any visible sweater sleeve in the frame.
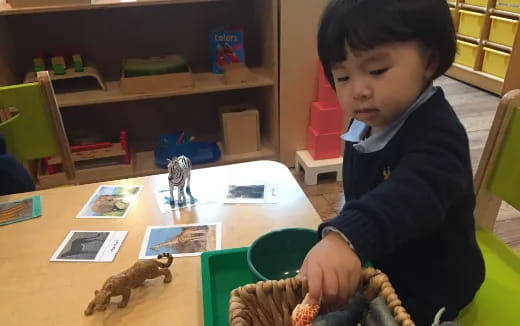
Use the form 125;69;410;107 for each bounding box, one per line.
0;154;35;196
318;125;471;264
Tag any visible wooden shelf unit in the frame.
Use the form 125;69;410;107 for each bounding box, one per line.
37;140;276;188
57;68;274;108
0;0;280;187
447;0;520;95
0;0;223;16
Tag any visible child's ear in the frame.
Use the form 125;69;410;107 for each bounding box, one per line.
424;48;439;81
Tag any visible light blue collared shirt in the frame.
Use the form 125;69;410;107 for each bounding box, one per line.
342;85;438;153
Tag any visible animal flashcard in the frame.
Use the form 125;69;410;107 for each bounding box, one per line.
223;183;279;204
0;196;42;227
77;185;143;219
154;187;216;213
50;230;127;262
139;223;221;259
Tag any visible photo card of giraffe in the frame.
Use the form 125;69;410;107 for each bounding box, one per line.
50;230;128;262
139;223;222;259
223;183;279;204
77;185;143;219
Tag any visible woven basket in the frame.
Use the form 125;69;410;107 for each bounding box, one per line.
229;267;415;326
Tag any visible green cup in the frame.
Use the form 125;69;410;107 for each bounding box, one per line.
247;228;319;282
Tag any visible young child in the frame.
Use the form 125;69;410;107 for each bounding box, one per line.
0;133;35;195
299;0;485;324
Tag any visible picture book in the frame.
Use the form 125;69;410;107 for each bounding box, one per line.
209;29;245;74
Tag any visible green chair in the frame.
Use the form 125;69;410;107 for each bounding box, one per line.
0;71;77;185
456;90;520;326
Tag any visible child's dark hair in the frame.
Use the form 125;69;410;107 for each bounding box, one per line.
318;0;456;87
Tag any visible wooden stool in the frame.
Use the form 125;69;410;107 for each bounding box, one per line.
295;150;342;185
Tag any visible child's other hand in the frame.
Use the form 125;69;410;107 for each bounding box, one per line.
299;232;361;307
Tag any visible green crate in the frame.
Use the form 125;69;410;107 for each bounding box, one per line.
201;247;254;326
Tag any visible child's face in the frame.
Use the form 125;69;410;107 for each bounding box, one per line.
331;41;436;131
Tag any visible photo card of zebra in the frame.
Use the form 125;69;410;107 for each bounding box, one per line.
154;188;215;213
223;183;279;204
77;185;143;219
50;230;127;262
0;195;42;227
139;223;222;259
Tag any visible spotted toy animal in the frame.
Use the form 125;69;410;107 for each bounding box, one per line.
84;253;173;315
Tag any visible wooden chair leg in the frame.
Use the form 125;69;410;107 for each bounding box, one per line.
37;71;78;185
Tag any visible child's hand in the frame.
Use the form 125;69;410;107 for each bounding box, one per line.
299;232;362;307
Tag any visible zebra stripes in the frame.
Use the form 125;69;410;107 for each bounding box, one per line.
167;156;194;206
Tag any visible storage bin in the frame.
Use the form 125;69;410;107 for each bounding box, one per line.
459;10;485;38
219;105;261;155
455;40;479;68
489;15;518;47
465;0;489;7
496;1;520;13
482;47;511;78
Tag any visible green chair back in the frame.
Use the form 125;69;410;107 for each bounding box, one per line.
489;107;520;210
0;82;58;161
456;99;520;325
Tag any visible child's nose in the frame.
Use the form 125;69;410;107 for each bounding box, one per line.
352;80;372;101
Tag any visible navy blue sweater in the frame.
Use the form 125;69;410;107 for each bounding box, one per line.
0;134;35;196
318;89;485;323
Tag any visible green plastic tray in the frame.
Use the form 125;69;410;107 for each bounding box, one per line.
201;247;254;326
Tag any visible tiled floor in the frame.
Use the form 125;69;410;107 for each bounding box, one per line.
293;76;520;254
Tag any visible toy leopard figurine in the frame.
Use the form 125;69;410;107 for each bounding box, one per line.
85;253;173;316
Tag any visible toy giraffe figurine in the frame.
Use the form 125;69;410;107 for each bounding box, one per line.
167;156;195;206
292;294;320;326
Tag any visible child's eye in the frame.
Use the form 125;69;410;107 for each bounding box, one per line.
336;76;350;82
370;68;389;76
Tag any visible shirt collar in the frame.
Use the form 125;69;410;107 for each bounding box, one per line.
342;85;438;153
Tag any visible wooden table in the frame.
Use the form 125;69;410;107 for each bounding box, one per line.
0;160;322;325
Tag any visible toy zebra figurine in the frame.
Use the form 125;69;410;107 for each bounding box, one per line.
167;156;194;206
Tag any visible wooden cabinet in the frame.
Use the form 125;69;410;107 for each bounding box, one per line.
447;0;520;95
0;0;279;186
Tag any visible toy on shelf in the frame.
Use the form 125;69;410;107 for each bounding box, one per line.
167;155;195;207
33;51;45;73
44;131;131;174
50;50;66;75
71;47;84;72
154;132;221;167
121;55;193;94
223;62;250;84
84;253;173;316
25;48;106;93
210;29;245;74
